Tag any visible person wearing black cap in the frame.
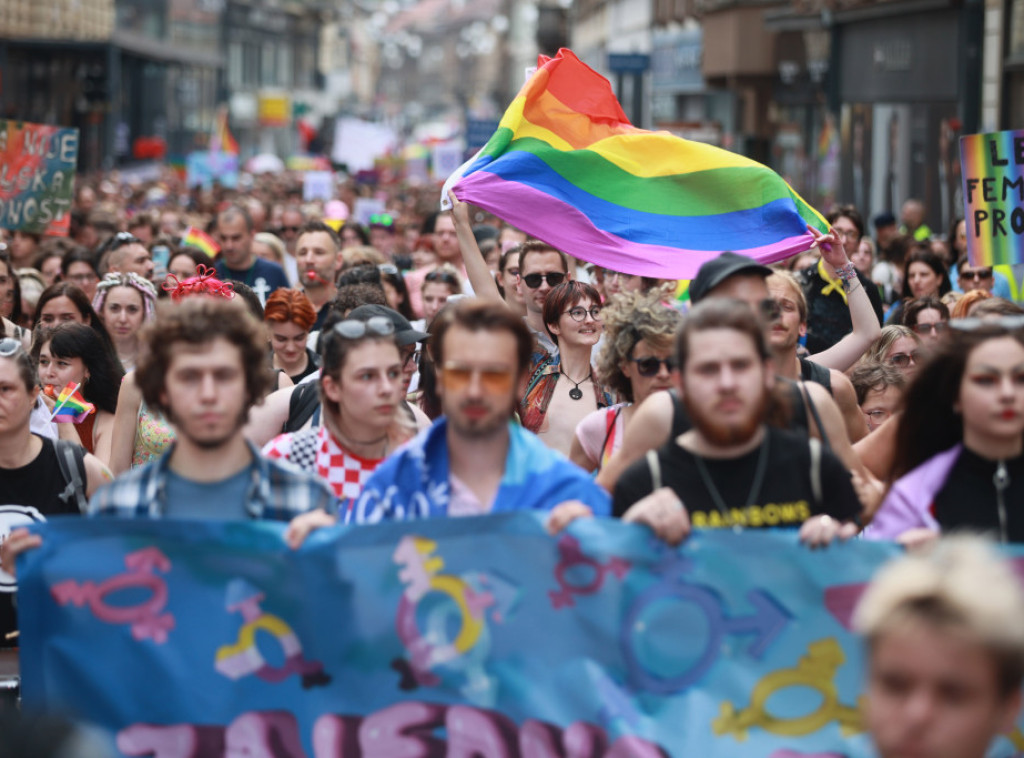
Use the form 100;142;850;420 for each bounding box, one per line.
595;244;871;533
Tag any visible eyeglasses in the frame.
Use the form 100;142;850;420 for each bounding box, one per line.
911;322;948;336
564;305;602;322
369;213;394;227
0;337;23;357
889;351;919;368
759;298;782;322
950;315;1024;332
834;228;861;240
108;231;142;252
332;316;395;339
521;272;566;289
441;361;514;394
959;268;993;280
631;356;676;376
425;269;461;287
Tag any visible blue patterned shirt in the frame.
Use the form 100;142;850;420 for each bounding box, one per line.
88;440;336;520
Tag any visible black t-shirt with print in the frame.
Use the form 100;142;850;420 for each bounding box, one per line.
612;427;860;528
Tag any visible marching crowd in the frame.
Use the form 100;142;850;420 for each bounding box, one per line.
1;170;1024;757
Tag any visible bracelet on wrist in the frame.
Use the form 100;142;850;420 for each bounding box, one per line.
835;262;857;282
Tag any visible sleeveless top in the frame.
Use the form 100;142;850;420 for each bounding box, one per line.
133;399;175;468
799;357;833;395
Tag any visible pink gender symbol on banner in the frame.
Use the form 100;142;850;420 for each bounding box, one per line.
50;546;175;643
549;535;629;609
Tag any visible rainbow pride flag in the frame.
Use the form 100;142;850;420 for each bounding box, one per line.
444;49;828;279
210;107;239;156
49;383;95;424
181;226;220;258
959;129;1024;266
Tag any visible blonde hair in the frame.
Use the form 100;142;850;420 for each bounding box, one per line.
766;270;808;323
859;325;920;366
855;536;1024;696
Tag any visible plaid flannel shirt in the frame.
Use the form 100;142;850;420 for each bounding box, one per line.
88;440;336;520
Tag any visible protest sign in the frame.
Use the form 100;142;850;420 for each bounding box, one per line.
17;515;1024;758
960;128;1024;266
303;171;334;202
0;120;78;236
186;151;239;190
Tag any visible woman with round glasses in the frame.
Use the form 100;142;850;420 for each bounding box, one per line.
34;322;124;459
92;272;157;372
570;291;682;472
866;319;1024;545
901;296;950;346
521;280;613;456
263;313;415;505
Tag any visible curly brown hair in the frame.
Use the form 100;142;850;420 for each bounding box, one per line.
136;297;272;418
595;291;682;401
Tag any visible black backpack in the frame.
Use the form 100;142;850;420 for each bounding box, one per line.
54;439;89;513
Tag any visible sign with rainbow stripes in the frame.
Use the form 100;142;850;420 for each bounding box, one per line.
960;129;1024;266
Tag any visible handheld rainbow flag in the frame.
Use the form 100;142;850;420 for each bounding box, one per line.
210;107;239;156
49;383;95;424
960;129;1024;266
443;49;828;279
181;226;220;258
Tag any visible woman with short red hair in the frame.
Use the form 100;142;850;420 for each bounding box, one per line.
264;289;320;384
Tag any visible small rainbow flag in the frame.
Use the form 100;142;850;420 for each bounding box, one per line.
182;226;220;258
959;129;1024;266
49;383;95;424
443;49;828;279
210;107;239;156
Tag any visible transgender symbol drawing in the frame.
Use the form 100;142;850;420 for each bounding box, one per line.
549;534;629;609
50;546;175;643
392;535;518;706
622;558;790;694
214;578;330;689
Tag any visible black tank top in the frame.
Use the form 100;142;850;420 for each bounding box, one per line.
0;436;81;647
669;381;810;438
799;357;833;395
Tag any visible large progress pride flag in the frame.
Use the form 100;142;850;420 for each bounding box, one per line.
445;49;828;279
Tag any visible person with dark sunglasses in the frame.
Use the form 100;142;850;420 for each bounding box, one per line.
570;291;682;473
516;240;571;357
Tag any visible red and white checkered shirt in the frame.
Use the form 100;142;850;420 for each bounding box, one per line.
263;426;384;501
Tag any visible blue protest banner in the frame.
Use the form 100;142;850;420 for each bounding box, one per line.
15;515;1024;757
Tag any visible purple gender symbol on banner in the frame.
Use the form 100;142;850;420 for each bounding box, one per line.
549;535;629;609
621;558;790;694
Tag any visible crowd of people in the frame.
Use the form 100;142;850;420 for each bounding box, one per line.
1;170;1024;757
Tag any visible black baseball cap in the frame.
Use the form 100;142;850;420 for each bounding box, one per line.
873;212;897;229
689;252;772;304
347;304;428;346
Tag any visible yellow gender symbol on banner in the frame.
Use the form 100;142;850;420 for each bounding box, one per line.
713;638;865;741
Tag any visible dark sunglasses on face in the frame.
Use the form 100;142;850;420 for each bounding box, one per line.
333;316;395;339
631;356;676;377
889;351;919;368
960;268;993;280
912;322;948;336
279;226;300;234
521;272;566;289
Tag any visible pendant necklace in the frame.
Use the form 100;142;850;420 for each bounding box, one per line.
691;433;771;533
559;367;591;400
994;460;1010;543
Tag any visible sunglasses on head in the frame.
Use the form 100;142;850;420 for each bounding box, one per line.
332;316;395;340
0;337;23;357
912;322;948;336
631;355;676;377
369;213;394;227
378;263;399;276
521;272;566;289
108;231;142;252
950;315;1024;332
425;269;460;286
889;351;919;368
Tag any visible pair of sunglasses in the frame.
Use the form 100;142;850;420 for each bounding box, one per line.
521;272;566;289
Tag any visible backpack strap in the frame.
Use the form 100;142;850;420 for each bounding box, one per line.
799;382;832;452
284;381;321;433
645;449;662;491
808;437;823;511
54;439;89;514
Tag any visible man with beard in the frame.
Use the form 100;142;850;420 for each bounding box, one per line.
612;298;861;544
338;299;608;523
295;220;343;332
86;297;335;519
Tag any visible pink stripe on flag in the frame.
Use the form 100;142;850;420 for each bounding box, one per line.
454;173;817;279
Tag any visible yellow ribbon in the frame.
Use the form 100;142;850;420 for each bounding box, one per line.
817;258;848;305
